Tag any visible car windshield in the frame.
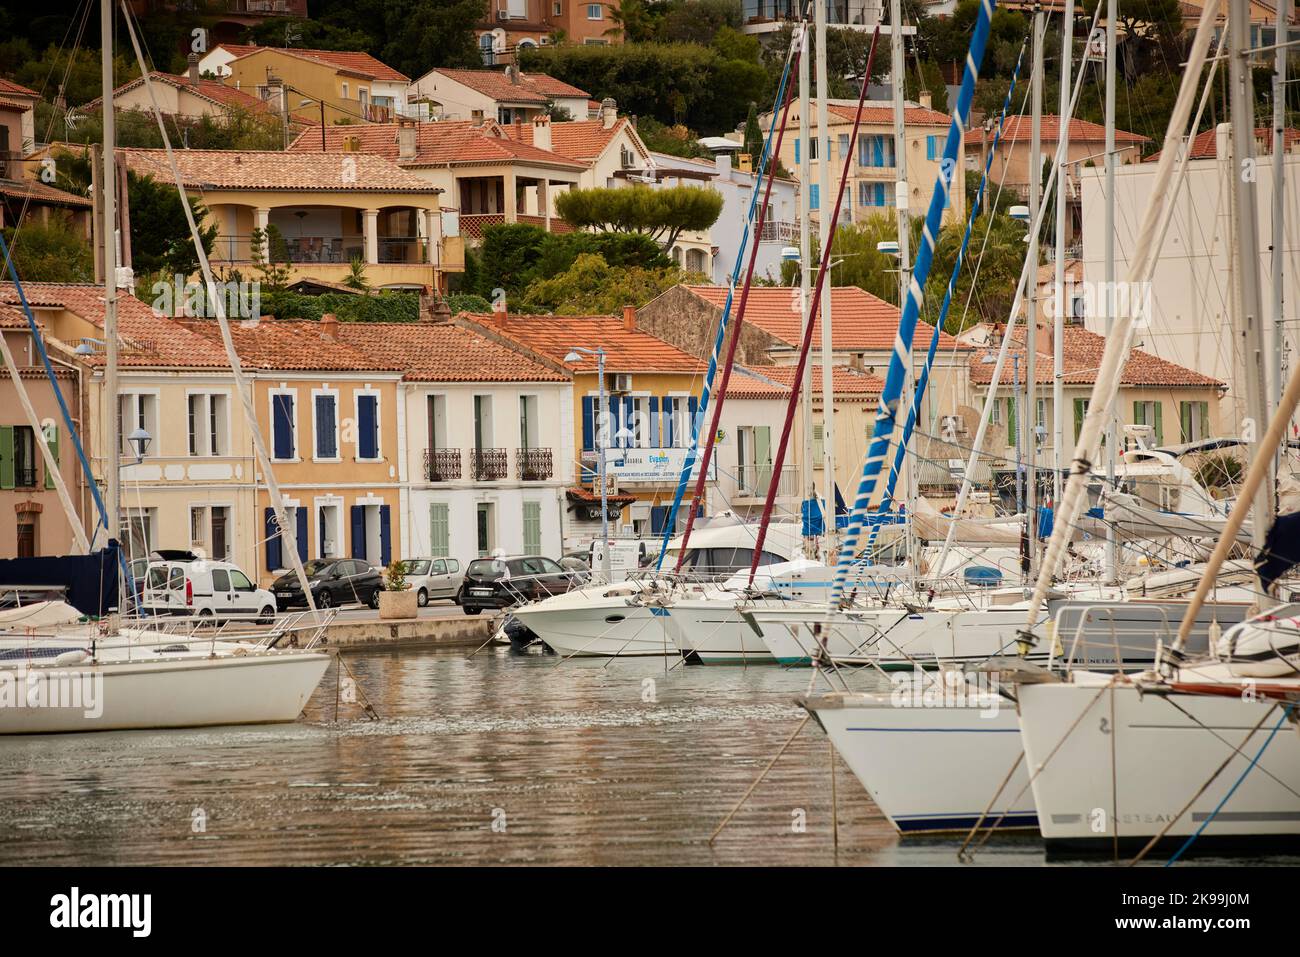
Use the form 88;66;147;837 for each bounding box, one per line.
301;560;334;577
467;559;506;579
406;560;431;575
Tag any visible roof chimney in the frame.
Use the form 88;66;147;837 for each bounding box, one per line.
320;312;339;341
918;90;932;111
716;152;731;178
533;113;552;152
622;304;635;332
187;52;201;87
601;97;617;131
507;64;520;85
397;118;417;161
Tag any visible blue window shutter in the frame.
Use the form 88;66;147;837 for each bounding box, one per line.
315;395;336;458
687;396;699;445
649;396;660;446
379;505;391;566
273;394;294;459
794;138;800;164
581;395;595;450
296;507;308;563
810;184;819;210
265;507;282;571
872;136;882;166
650;505;668;535
663;397;674;447
876;183;885;207
358;395;378;459
621;396;634;446
350;505;366;559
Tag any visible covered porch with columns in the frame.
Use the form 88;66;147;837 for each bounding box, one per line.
453;160;581;240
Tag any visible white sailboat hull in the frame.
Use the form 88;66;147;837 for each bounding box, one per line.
0;650;330;734
806;691;1035;833
1017;677;1300;855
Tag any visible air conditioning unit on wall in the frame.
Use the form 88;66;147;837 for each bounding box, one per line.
610;373;633;393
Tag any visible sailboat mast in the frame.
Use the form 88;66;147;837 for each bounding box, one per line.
101;0;119;554
1104;0;1119;582
1270;0;1288;437
890;0;911;565
799;24;815;543
1026;6;1043;583
1052;3;1072;507
1228;0;1274;553
816;0;835;558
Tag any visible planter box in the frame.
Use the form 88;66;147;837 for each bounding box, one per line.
379;589;419;620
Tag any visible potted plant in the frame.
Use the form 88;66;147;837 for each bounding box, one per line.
378;559;418;620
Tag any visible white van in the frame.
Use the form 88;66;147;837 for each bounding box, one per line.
141;559;278;622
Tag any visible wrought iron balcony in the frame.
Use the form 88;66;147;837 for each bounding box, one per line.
470;448;508;482
424;448;462;482
517;447;553;482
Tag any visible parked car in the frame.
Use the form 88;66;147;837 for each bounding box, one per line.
141;558;278;623
457;555;577;615
271;558;383;611
403;557;465;606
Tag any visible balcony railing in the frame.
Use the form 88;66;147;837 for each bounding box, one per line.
735;463;798;498
209;235;428;265
424;448;462;482
458;213;571;240
470;448;508;482
758;220;800;243
13;466;37;489
517;447;553;481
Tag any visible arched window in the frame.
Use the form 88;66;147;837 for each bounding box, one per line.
671;246;683;266
685;248;706;274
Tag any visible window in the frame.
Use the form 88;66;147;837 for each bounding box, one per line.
858;134;894;168
356;393;380;460
926;135;941;161
229;569;254;592
858;181;888;207
190;506;205;547
211;506;229;560
314;391;339;460
271;392;296;460
479;34;495;66
9;425;36;488
838;133;850;159
1073;398;1089;446
1133;400;1164;446
427;394;447;450
317;502;342;558
519;395;539;450
473;395;493;450
476;502;495;557
341;82;349;99
1036;398;1047;430
523;500;542;554
187;393;228;456
587;3;603;18
121;507;156;564
429;502;450;557
118;393;158;459
553;0;562;12
1179;400;1209;443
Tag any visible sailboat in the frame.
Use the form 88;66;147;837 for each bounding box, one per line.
0;0;330;734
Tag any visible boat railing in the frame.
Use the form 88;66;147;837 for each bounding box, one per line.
113;609;338;655
1052;603;1176;673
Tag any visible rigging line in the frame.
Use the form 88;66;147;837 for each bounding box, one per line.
747;21;885;586
651;7;807;571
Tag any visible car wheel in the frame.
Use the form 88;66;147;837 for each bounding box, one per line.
368;588;380;610
317;590;333;609
258;605;275;625
417;588;429;607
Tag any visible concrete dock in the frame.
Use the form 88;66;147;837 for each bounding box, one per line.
314;611;504;651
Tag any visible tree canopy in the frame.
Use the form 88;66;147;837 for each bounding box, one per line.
556;185;723;251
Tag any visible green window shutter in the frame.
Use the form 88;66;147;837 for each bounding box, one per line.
1073;399;1087;446
1179;402;1191;442
1153;402;1164;445
522;501;541;554
810;423;823;463
43;424;59;490
0;426;13;490
1133;401;1144;426
1198;401;1208;439
756;425;773;487
429;502;449;557
1006;398;1016;439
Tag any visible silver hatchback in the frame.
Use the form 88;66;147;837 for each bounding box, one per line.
403;558;465;606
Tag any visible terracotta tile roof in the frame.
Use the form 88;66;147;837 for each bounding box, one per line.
0;97;35;112
428;69;588;104
288;121;586;169
0;282;232;368
0;178;92;208
724;368;791;400
679;284;969;353
967;115;1149;146
1145;125;1300;162
0;78;38;99
178;319;405;372
0;301;29;328
827;103;951;127
506;117;647;163
459;313;708;374
223;45;409;83
332;321;569;382
744;363;884;399
84;72;272;113
116;148;441;193
968;323;1224;388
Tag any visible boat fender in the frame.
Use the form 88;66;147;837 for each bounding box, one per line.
53;649;91;666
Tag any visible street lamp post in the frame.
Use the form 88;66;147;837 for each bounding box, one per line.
566;346;611;579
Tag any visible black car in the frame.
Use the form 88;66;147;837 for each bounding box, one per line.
457;556;576;615
271;558;383;611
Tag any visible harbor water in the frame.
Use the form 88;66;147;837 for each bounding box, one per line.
0;646;1281;867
